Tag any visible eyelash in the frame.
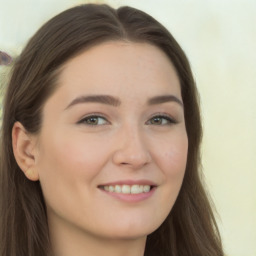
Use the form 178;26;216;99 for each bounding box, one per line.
77;113;177;126
146;114;177;125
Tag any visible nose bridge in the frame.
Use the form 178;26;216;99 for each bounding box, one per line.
112;121;151;168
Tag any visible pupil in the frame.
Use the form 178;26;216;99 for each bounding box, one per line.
153;117;161;124
88;117;98;124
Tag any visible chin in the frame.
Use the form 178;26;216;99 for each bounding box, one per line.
100;221;161;240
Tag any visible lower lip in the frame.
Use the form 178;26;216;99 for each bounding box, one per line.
99;187;156;203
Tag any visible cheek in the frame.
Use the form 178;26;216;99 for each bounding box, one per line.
164;144;188;172
156;134;188;178
35;132;112;217
148;133;188;222
155;133;188;202
36;131;112;186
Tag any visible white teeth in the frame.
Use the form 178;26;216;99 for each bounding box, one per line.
131;185;141;194
109;186;114;192
102;184;152;194
143;185;150;192
115;185;122;193
122;185;131;194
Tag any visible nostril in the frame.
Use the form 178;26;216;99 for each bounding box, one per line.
121;162;129;165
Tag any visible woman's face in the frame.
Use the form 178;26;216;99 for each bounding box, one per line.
34;41;188;240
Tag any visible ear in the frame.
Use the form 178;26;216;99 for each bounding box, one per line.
12;122;39;181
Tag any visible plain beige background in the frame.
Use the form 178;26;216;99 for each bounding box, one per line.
1;1;255;255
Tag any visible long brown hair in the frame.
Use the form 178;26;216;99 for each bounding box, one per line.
0;4;224;256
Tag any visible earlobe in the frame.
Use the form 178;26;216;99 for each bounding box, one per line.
12;122;39;181
24;168;39;181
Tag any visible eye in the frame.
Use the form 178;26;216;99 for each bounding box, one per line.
146;115;176;125
78;115;109;126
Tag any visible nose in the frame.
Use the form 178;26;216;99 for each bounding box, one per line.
112;125;152;170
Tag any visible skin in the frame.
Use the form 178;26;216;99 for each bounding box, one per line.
13;41;188;256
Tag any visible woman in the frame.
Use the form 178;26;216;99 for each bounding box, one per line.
0;4;224;256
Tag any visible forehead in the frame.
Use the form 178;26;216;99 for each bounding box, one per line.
50;41;181;104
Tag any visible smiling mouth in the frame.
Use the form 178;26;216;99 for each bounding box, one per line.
98;184;155;194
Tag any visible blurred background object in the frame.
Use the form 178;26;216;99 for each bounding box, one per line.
0;51;12;65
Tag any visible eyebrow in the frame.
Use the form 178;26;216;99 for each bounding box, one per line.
65;94;183;110
65;95;121;109
147;95;183;107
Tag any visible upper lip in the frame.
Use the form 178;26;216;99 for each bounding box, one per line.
98;179;157;187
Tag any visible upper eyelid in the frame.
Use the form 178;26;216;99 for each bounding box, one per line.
78;112;108;119
148;112;177;121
